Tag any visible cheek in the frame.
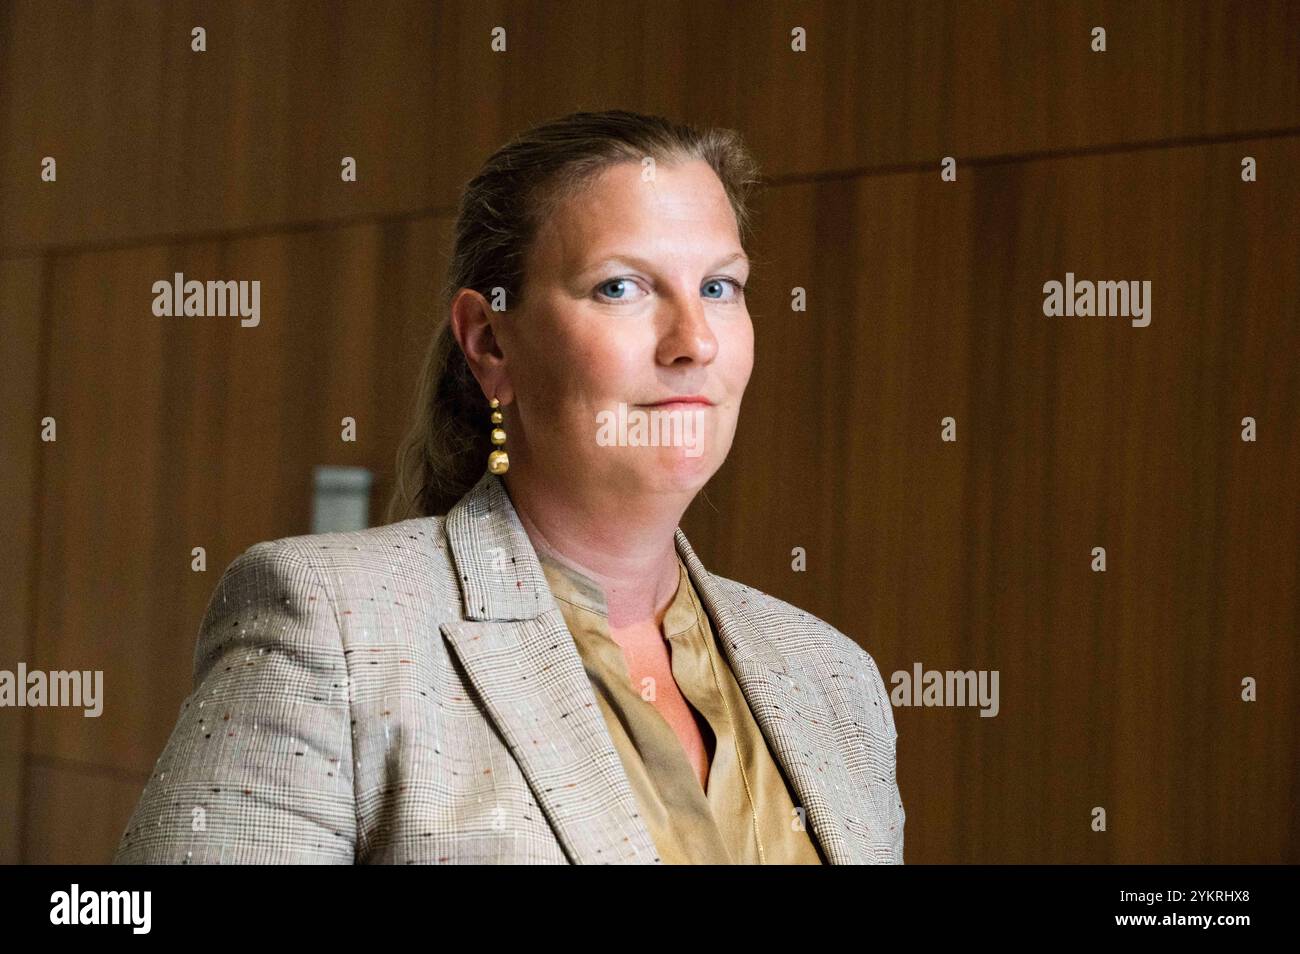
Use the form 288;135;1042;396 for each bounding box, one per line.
569;327;647;398
719;316;755;389
515;312;625;403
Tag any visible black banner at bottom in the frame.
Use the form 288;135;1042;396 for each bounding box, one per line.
0;863;1284;938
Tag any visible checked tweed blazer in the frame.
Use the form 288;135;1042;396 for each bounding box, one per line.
114;471;904;864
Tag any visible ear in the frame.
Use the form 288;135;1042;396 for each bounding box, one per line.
449;288;515;405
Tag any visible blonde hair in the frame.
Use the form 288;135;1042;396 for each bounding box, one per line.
386;109;763;520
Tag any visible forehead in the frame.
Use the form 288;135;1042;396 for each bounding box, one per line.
533;159;741;274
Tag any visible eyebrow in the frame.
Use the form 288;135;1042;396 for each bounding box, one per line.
579;251;750;275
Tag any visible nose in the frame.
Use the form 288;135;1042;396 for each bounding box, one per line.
655;290;718;367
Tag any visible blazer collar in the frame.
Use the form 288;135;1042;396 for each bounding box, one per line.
440;471;864;864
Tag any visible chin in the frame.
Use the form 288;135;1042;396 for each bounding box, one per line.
638;446;719;493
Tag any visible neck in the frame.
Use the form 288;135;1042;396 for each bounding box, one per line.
501;469;691;628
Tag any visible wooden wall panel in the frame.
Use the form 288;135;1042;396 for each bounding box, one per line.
685;134;1298;862
0;256;45;863
23;761;149;864
27;216;449;787
2;0;1296;252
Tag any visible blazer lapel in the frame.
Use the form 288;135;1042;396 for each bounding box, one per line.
674;528;867;865
441;472;656;864
440;613;659;864
441;471;865;865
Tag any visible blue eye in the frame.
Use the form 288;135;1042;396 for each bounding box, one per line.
595;278;642;302
702;278;745;301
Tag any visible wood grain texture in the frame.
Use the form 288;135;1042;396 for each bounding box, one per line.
29;217;449;782
23;760;150;864
0;256;45;863
1;0;1297;252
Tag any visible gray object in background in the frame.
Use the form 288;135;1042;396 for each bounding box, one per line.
311;465;373;533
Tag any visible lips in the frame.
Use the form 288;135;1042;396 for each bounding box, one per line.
643;397;713;407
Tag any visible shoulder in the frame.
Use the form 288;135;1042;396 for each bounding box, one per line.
214;515;461;621
237;514;451;577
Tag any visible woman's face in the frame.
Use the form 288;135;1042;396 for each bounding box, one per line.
494;158;754;500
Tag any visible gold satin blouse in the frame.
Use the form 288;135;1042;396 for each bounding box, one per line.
539;552;824;865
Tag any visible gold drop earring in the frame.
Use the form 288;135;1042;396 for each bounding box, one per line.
487;397;509;475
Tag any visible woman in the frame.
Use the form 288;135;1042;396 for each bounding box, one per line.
113;110;904;865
